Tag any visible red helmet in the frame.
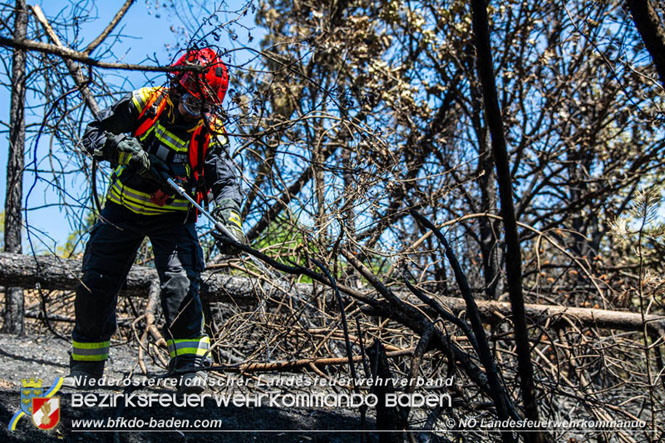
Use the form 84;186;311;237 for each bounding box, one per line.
171;48;228;105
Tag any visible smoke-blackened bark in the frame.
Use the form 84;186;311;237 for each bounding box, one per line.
478;129;504;301
469;0;545;441
626;0;665;89
3;0;28;335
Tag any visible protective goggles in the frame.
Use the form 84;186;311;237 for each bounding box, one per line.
181;93;213;117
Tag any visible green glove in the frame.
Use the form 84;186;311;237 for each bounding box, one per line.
104;133;150;175
211;199;248;255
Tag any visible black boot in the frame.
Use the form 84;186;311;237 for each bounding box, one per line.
62;358;105;389
169;356;209;395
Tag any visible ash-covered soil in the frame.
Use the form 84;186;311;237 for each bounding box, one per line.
0;334;377;442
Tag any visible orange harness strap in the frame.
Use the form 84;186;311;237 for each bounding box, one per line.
189;125;211;207
133;89;168;138
132;88;210;181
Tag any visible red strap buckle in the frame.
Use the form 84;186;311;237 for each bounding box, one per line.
150;190;169;206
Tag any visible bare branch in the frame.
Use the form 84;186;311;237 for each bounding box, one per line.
84;0;135;55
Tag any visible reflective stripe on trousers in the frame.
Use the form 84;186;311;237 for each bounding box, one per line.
72;340;110;362
166;336;211;359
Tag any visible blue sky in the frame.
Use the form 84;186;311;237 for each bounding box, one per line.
0;1;260;252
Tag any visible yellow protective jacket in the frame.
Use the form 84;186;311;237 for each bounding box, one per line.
82;86;242;216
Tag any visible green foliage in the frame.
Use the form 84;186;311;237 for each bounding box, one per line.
254;215;314;281
610;186;665;250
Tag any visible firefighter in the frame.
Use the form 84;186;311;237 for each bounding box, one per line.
63;48;245;393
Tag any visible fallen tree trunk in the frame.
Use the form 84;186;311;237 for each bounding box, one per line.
0;252;663;333
0;251;266;305
442;297;665;334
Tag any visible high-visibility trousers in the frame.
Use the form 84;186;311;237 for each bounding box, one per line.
71;201;210;366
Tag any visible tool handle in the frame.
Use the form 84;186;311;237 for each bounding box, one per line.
164;178;236;243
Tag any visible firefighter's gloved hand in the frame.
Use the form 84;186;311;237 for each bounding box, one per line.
104;133;150;176
211;199;247;255
144;153;173;190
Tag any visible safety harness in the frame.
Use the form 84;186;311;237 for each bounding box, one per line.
131;88;212;211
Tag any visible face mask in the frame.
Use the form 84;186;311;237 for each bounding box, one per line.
181;93;212;117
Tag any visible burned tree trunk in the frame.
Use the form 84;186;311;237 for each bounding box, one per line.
0;252;264;305
3;0;28;335
1;251;664;333
470;1;544;441
367;340;406;442
626;0;665;89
